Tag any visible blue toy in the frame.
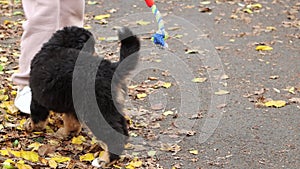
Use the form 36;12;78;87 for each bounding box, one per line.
145;0;168;48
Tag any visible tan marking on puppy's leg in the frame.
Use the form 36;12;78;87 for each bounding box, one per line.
93;141;111;167
99;150;111;166
56;113;81;138
25;118;48;132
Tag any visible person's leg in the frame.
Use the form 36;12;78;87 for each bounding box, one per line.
22;0;35;20
13;0;60;113
12;0;60;86
59;0;85;28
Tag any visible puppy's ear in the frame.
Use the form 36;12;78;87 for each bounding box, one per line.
73;27;95;54
80;33;95;54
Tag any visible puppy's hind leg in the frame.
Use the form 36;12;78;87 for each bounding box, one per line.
25;99;49;132
107;115;129;162
94;115;128;166
56;112;82;138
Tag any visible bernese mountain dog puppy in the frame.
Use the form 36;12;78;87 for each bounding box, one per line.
25;26;140;164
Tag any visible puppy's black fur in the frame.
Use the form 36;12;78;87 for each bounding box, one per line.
28;26;140;162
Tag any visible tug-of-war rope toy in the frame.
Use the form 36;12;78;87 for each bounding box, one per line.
144;0;168;48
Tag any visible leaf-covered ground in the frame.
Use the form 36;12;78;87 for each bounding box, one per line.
1;0;300;169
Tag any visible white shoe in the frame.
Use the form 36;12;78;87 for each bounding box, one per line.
14;86;31;114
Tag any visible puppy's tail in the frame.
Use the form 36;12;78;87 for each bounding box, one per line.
111;27;140;121
117;27;140;72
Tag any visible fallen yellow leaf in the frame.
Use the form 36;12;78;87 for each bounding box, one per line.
50;155;71;163
4;159;14;163
136;93;147;99
17;119;27;130
20;150;39;162
0;94;9;101
126;165;134;169
0;101;19;115
94;14;111;20
79;153;95;162
174;34;183;39
87;1;98;5
11;90;17;96
250;3;262;9
163;110;174;116
113;164;123;169
200;1;211;5
229;39;235;42
264;100;286;108
98;37;106;41
160;143;181;152
45;126;55;133
3;159;15;169
221;74;230;80
136;20;150;26
162;82;172;88
243;8;253;14
32;131;43;135
0;56;8;62
3;20;13;25
189;149;198;155
48;159;57;169
215;90;230;95
128;85;138;90
256;45;273;51
266;26;276;31
126;158;143;168
0;1;9;5
91;137;98;145
28;142;42;151
13;11;23;16
40;158;48;165
130;132;138;137
0;149;9;156
288;87;295;94
10;150;21;158
0;88;6;93
192;77;207;83
83;25;92;29
16;160;33;169
71;135;86;145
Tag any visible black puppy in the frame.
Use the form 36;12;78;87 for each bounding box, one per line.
25;26;140;163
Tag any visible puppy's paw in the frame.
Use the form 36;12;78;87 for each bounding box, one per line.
60;113;82;137
92;150;111;168
55;128;68;138
55;127;81;138
25;118;47;132
24;118;34;132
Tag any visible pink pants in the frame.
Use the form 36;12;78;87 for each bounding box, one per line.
12;0;85;86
